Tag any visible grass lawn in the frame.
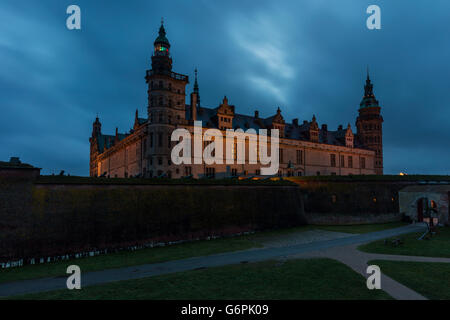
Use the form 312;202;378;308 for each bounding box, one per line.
359;226;450;258
9;258;392;300
369;260;450;300
0;221;407;284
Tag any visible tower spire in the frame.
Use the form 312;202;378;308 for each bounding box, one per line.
194;68;200;107
360;68;379;108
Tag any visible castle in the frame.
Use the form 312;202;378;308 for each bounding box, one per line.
89;22;383;178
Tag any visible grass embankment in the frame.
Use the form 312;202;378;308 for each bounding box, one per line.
10;258;392;300
0;222;407;284
287;175;450;182
359;227;450;258
369;260;450;300
36;175;295;186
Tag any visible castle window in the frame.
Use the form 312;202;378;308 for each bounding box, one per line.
159;81;163;89
340;155;345;167
150;133;153;148
169;83;172;91
330;154;336;167
185;166;192;176
348;156;353;168
143;139;147;154
158;113;163;123
279;148;284;163
316;171;321;176
231;168;237;177
256;169;261;175
159;97;163;106
360;157;366;169
296;150;303;165
169;99;172;107
205;167;215;178
158;157;162;165
158;133;162;147
297;171;302;176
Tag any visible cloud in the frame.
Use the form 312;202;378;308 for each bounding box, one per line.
0;0;449;175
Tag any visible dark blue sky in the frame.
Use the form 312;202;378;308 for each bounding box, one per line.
1;0;449;175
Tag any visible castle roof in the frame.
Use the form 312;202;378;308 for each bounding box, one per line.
186;104;358;148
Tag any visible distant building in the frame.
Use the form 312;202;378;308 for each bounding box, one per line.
89;22;383;178
0;157;41;179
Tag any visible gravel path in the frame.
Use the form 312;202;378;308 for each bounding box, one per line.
259;229;354;248
0;223;429;298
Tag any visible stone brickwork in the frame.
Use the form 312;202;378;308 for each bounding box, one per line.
399;185;450;225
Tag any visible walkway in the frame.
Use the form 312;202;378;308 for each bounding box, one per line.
0;223;432;298
288;242;450;300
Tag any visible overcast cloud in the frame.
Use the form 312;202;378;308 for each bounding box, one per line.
0;0;449;175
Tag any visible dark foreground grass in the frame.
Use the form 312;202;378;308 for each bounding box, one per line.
359;227;450;258
370;260;450;300
10;258;392;300
0;237;258;284
0;222;407;285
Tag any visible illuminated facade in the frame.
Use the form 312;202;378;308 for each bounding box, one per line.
89;23;383;178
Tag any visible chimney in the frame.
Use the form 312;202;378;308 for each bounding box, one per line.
190;92;197;121
293;118;298;126
321;124;328;143
254;110;259;118
114;127;119;144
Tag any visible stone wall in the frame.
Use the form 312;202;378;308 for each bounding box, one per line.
0;181;305;262
399;185;450;225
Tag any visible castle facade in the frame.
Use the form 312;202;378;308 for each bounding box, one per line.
89;23;383;178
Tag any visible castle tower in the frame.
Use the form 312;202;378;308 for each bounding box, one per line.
356;71;383;174
89;116;102;177
145;20;189;177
